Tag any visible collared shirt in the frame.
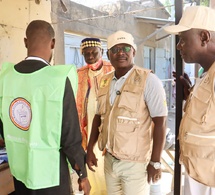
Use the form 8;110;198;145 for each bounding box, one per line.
110;67;133;105
97;67;168;118
25;56;50;65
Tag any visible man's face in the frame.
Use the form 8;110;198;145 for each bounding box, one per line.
82;47;102;64
177;29;202;64
107;44;135;69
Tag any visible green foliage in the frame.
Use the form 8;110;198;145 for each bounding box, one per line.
200;0;209;6
163;0;171;14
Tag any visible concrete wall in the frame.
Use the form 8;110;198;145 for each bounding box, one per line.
0;0;51;67
0;0;170;68
51;0;170;66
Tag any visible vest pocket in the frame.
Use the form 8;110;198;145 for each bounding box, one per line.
182;153;215;187
186;86;211;124
118;85;141;112
183;132;215;159
113;116;139;155
182;140;215;186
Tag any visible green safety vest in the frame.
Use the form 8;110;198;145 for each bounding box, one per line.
0;62;78;95
0;63;77;189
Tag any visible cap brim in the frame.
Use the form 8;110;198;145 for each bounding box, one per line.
164;25;191;34
108;42;136;51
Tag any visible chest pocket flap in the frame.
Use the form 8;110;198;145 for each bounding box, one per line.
186;86;211;123
118;84;142;112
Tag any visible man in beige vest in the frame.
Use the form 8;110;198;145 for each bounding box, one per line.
164;5;215;195
86;30;167;194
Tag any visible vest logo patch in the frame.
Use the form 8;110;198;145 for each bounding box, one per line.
9;98;32;131
100;78;110;88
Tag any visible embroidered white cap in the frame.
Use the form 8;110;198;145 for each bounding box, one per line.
107;30;137;50
164;6;215;34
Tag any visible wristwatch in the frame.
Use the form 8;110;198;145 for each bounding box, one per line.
149;161;161;169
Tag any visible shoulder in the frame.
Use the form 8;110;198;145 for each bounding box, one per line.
102;60;111;66
145;73;163;91
146;72;162;83
102;70;114;78
100;70;114;83
77;65;89;73
102;60;114;71
132;65;152;77
133;65;150;71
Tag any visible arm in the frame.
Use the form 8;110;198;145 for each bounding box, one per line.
147;116;166;183
62;78;90;194
86;114;101;172
144;73;168;183
0;120;5;147
0;119;3;138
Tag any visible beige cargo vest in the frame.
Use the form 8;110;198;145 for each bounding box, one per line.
179;62;215;187
97;66;153;162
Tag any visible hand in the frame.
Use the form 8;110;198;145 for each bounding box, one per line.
78;177;91;195
147;163;162;184
172;71;192;100
0;139;5;147
86;150;98;172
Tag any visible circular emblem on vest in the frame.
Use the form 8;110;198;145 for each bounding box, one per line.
9;97;32;131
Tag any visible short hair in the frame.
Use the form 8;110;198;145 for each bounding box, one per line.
26;20;55;40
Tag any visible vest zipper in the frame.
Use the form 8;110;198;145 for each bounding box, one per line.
185;132;215;139
117;116;138;121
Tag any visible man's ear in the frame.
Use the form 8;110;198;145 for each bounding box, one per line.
24;38;27;48
106;50;110;60
51;38;55;49
200;30;210;45
133;49;136;57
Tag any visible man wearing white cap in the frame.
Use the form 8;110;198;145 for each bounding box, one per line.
164;5;215;195
86;30;168;194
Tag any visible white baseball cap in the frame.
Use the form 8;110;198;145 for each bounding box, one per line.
107;30;137;50
164;6;215;34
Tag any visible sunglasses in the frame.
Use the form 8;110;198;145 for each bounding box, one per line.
110;46;131;54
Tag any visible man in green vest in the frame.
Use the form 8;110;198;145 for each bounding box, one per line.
0;20;91;195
